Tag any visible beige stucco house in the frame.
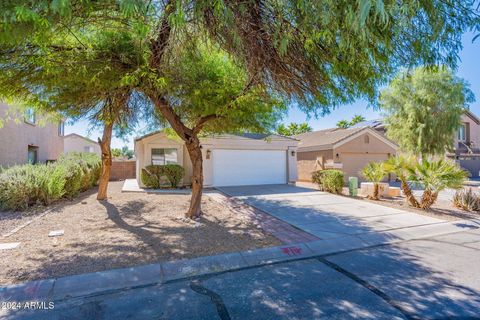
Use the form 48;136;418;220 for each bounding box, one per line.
134;132;298;187
295;127;398;182
63;133;101;156
0;102;64;167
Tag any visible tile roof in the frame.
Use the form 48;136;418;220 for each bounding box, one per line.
295;127;366;149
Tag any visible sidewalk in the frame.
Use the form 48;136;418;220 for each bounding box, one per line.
1;217;478;306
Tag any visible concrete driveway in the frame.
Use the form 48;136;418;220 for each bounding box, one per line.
217;185;447;240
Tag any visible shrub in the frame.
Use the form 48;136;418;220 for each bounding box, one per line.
0;152;101;211
312;169;344;193
141;164;185;188
162;164;184;187
453;189;480;212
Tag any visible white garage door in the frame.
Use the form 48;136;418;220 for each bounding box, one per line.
213;149;287;186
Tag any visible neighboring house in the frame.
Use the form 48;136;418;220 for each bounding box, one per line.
353;110;480;177
0;102;64;167
295;127;398;182
63;133;101;156
134;132;298;187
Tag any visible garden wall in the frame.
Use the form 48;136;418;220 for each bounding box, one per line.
110;160;136;181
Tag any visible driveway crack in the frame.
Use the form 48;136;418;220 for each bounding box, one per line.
317;257;419;320
190;280;231;320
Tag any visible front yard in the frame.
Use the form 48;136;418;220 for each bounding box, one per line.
0;182;280;285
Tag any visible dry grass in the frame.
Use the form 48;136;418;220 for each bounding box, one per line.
0;182;280;285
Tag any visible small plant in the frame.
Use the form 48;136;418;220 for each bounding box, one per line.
312;169;344;194
453;189;480;212
141;164;185;188
361;162;386;200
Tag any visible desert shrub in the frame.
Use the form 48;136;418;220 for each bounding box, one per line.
361;162;387;200
141;164;185;188
312;169;344;193
141;168;161;189
0;152;101;211
162;164;184;187
453;189;480;212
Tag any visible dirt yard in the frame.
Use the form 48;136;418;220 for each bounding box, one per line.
0;182;280;285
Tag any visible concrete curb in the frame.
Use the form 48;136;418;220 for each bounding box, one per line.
1;218;478;303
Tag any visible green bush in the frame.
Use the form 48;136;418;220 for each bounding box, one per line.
141;164;185;189
312;169;344;193
0;152;101;211
453;189;480;212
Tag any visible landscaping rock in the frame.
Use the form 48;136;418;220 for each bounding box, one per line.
48;230;64;237
0;242;20;250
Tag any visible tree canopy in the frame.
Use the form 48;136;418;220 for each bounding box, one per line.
380;67;475;156
336;115;366;128
276;122;312;136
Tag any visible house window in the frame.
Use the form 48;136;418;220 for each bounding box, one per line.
84;146;94;153
58;121;65;136
458;124;466;141
24;108;36;124
151;148;178;165
28;146;38;164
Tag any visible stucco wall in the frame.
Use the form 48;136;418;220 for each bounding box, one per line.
296;149;334;181
334;132;397;155
0;103;64;167
454;114;480;152
64;134;101;155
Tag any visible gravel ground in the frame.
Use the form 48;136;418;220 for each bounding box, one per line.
0;182;280;285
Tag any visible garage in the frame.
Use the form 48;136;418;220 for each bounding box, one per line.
340;153;390;181
212;149;287;186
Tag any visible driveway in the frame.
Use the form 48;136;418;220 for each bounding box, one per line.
217;185;447;240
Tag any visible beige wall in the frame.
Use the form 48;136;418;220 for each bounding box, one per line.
0;103;64;167
135;133;298;187
454;114;480;150
296;131;396;182
64;134;101;155
297;149;334;181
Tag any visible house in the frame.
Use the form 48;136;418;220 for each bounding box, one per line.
353;110;480;177
134;132;298;187
295;127;398;182
64;133;101;156
0;102;64;167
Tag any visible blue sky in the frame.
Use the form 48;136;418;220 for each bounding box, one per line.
65;32;480;149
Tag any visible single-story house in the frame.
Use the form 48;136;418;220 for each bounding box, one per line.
64;133;101;156
295;127;398;182
134;131;298;187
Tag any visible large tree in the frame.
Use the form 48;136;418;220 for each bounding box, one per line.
1;0;479;218
380;67;475;157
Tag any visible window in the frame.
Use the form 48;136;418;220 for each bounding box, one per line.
58;121;65;136
151;148;178;165
84;146;94;153
24;108;36;124
364;135;370;144
28;146;38;164
458;124;466;141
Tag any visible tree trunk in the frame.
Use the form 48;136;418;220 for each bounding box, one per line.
400;179;420;208
420;190;438;210
97;122;113;200
185;135;203;219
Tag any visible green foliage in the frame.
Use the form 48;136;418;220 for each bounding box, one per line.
383;155;416;183
0;153;101;211
361;162;386;183
112;149;122;158
276;122;312;136
336;115;366;128
312;170;344;194
381;67;475;156
409;159;467;194
141;164;185;189
453;189;480;212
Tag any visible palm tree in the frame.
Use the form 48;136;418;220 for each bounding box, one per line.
410;159;467;209
336;120;350;129
361;162;386;200
350;114;366;126
383;155;420;208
